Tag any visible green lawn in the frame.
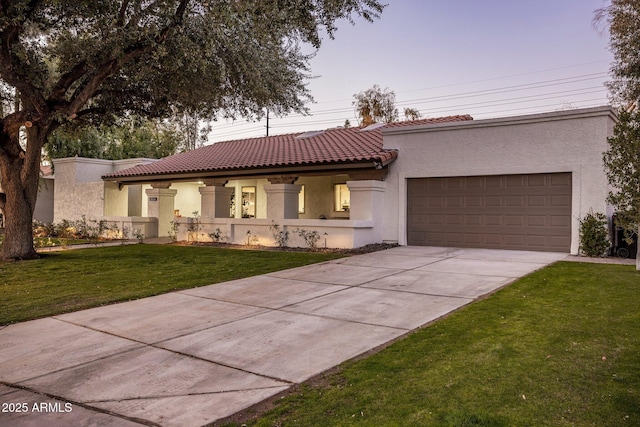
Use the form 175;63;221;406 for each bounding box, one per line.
0;244;342;325
231;262;640;427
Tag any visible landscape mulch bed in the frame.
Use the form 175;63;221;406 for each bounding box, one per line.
177;241;399;255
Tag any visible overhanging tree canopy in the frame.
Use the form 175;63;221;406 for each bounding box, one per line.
0;0;384;260
595;0;640;104
596;0;640;268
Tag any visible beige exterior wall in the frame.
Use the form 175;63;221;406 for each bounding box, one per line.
53;157;156;222
381;106;618;254
34;177;55;223
297;176;331;219
174;217;374;249
297;175;350;220
53;158;115;222
172;182;204;218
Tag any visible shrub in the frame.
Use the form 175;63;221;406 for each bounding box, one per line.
579;211;610;257
296;228;321;249
209;228;224;243
269;223;289;248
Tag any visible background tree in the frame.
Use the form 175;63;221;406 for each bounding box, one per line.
353;85;399;126
173;111;210;152
596;0;640;268
595;0;640;104
603;109;640;268
403;107;422;121
45;119;181;162
0;0;384;260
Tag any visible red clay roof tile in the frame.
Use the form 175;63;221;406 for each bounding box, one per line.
103;115;472;180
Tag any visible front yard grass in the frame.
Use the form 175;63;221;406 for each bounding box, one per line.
235;261;640;427
0;244;342;325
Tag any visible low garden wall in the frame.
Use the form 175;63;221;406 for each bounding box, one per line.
172;217;378;249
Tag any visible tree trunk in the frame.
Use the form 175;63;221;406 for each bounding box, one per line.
1;180;38;260
0;123;48;260
637;225;640;271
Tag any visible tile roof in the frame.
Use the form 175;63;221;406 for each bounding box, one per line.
103;115;472;180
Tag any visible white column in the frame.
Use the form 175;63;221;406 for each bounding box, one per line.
346;180;386;221
264;184;302;219
146;183;177;237
199;185;234;218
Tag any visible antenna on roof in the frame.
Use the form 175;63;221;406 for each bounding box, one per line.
266;110;270;137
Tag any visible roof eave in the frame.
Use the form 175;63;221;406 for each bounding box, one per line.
102;157;396;185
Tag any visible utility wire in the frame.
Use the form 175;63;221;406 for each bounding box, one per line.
209;71;610;141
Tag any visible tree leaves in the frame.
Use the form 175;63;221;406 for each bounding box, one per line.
353;85;398;126
596;0;640;105
1;0;385;126
603;109;640;234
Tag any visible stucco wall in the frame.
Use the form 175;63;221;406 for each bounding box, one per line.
32;177;55;223
172;182;204;218
53;157;157;223
53;158;115;222
381;106;618;254
297;176;327;219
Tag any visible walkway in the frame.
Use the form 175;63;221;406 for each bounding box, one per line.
0;246;566;426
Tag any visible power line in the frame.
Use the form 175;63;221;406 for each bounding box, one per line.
208;71;610;142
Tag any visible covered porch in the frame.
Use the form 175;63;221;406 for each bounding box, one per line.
101;125;398;248
104;170;388;249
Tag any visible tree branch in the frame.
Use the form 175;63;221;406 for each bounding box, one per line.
65;0;191;117
156;0;189;43
0;25;49;119
50;61;89;101
117;0;132;27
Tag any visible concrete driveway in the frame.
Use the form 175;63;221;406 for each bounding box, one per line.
0;246;565;426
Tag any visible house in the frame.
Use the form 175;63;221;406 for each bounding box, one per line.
52;106;617;254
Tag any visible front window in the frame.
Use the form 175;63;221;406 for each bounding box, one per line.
241;186;256;218
334;184;350;212
298;185;305;214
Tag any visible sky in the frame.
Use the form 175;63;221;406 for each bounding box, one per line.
208;0;614;143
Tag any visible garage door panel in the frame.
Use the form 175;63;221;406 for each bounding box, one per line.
464;233;483;244
447;196;464;207
527;215;546;226
464;176;484;189
527;175;547;186
466;196;483;207
506;176;525;187
463;215;481;225
485;215;502;226
551;195;571;206
548;236;570;247
527;195;547;206
551;173;571;186
506;196;524;206
426;214;444;225
504;235;525;246
505;215;524;226
485;196;503;207
407;173;571;252
426;196;445;208
550;215;570;227
446;215;463;225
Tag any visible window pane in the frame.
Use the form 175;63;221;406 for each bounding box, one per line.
298;185;305;214
334;184;350;212
241;186;256;218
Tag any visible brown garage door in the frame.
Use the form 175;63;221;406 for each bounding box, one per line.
407;173;571;252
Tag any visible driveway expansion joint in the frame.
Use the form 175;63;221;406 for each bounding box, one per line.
84;385;292;404
51;316;295;386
